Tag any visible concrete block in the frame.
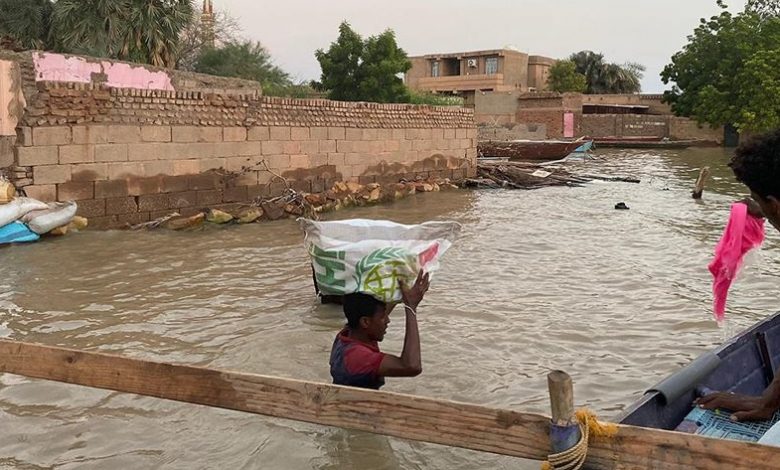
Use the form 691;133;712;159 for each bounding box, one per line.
345;128;362;140
59;145;95;164
225;156;254;172
16;146;58;166
456;128;469;139
23;184;56;201
345;153;364;166
418;129;433;140
95;144;128;162
173;159;200;176
384;140;401;152
95;180;129;199
197;190;223;206
71;163;108;182
142;160;175;177
262;140;284;154
199;158;226;172
75;198;106;218
431;128;444;140
57;181;94;201
362;129;378;140
291;127;310;141
391;129;405;140
300;140;319;154
161;175;189;193
336;140;355;153
290;154;311;168
128;143;167;161
106;197;138;215
353;141;371;153
141;126;172;142
310;127;329;140
108;125;141;143
188;173;222;191
412;140;431;151
223;186;248;203
224;127;247;142
34;164;71;184
172;126;222;143
319;140;337;153
310;153;328;168
443;129;456;139
248;126;270;141
264;154;290;170
405;129;419;140
283;141;301;155
72;125;109;144
269;126;291;141
369;141;385;153
229;171;258;187
170;191;197;208
108;162;142;180
127;176;163;196
327;153;345;166
33;127;71;146
328;127;346;140
138;194;171;212
17;127;33;146
467;128;477;139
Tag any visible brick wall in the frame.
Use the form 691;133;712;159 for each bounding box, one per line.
5;52;477;229
581;114;723;142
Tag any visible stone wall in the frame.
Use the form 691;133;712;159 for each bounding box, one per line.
3;51;477;229
581;114;723;143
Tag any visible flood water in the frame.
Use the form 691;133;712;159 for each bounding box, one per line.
1;148;780;469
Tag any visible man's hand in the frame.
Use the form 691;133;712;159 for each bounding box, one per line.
399;270;429;310
695;392;775;421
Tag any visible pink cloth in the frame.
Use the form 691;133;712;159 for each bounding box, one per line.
708;202;765;323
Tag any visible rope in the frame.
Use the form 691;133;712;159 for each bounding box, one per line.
540;409;618;470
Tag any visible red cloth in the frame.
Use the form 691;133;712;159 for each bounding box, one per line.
708;202;765;323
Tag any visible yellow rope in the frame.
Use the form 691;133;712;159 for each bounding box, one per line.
540;409;618;470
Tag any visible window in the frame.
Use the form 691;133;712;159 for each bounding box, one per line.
431;61;440;77
486;57;498;75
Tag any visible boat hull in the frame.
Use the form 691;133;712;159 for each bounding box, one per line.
478;140;590;161
618;311;780;431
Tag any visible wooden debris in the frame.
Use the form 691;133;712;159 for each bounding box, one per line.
476;160;640;190
692;167;711;199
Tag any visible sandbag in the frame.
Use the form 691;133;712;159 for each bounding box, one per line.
22;201;78;234
0;197;49;227
0;221;40;245
300;218;461;303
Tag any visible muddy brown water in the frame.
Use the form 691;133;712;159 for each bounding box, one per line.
1;149;779;469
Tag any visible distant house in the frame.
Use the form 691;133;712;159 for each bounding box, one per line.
404;49;556;101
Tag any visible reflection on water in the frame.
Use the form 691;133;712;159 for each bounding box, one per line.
1;148;779;469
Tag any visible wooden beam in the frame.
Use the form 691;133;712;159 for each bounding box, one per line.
0;340;779;469
692;166;711;199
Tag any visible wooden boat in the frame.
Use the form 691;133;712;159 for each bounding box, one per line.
619;311;780;434
478;138;591;161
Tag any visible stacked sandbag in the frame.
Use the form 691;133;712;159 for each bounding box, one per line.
22;201;78;234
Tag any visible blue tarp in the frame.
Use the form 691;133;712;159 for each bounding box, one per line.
0;221;40;245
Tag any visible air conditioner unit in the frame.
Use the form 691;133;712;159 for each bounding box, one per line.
467;59;477;68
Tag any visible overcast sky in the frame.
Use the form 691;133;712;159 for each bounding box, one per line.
216;0;748;93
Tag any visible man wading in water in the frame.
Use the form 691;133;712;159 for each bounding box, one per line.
330;270;429;389
697;130;780;421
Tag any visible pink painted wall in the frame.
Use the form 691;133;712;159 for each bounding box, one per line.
32;52;174;91
563;112;575;138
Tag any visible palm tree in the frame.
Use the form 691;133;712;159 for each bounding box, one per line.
0;0;54;50
51;0;193;68
568;50;644;94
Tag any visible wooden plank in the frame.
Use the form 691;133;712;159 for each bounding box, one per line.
0;339;779;469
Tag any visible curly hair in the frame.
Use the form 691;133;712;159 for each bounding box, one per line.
730;129;780;200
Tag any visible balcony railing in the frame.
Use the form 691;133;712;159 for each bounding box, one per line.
416;73;504;92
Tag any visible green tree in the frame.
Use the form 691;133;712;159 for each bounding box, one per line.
662;1;780;132
547;60;587;93
569;50;644;94
0;0;53;50
315;22;412;103
50;0;192;67
194;40;292;92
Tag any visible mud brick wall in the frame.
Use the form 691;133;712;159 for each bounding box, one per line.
6;53;476;229
581;114;723;143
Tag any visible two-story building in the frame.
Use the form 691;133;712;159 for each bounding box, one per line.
405;49;556;100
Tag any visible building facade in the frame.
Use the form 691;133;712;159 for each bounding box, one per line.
405;49;556;100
